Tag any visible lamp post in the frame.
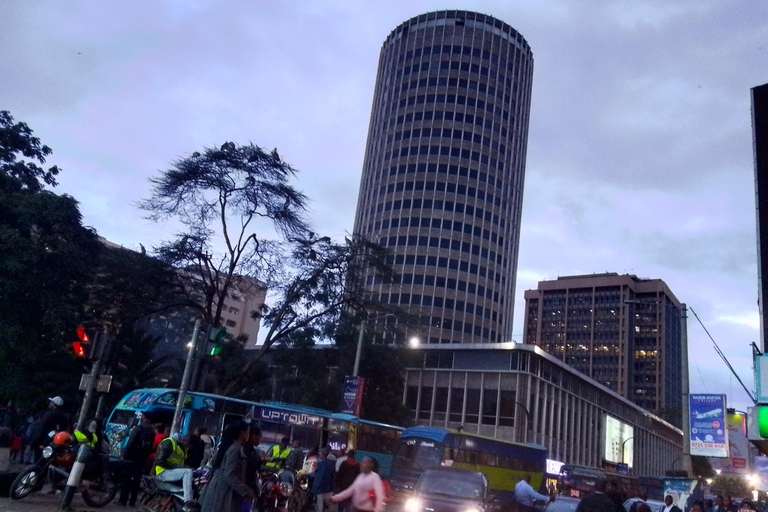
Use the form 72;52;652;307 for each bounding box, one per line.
625;299;691;476
353;313;398;377
515;401;532;443
622;436;634;464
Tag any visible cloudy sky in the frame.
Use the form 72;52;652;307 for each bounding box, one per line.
2;1;767;411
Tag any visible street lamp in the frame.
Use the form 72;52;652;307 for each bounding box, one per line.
622;436;634;464
624;299;690;476
353;313;397;377
409;336;420;348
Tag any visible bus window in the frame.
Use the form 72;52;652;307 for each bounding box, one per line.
259;421;291;444
292;425;322;449
189;409;223;437
393;438;442;470
110;409;140;428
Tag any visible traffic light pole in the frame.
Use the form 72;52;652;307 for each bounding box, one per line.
171;318;202;435
76;357;103;430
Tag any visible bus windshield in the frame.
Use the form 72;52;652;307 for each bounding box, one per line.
417;471;484;499
393;437;442;471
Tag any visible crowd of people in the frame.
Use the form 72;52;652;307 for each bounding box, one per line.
117;412;386;512
0;396;71;464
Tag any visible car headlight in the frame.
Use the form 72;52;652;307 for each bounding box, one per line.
465;508;481;512
405;498;422;512
279;482;293;496
42;446;54;458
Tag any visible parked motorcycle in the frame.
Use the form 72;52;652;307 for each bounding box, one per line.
139;466;211;512
259;469;302;512
10;430;119;507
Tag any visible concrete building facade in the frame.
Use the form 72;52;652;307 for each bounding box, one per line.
353;10;534;345
404;343;683;476
522;273;685;421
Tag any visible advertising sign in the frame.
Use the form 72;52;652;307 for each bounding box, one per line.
664;478;702;512
689;394;728;457
604;415;634;467
709;412;749;474
340;376;365;416
257;406;324;427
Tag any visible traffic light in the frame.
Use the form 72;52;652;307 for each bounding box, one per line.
74;326;103;359
206;327;228;357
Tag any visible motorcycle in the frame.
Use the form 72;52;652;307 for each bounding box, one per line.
139;466;211;512
259;468;303;512
10;430;119;507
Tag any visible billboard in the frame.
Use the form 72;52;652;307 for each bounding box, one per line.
340;376;365;416
604;415;634;467
689;394;728;457
709;412;749;474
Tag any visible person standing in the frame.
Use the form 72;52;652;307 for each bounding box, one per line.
312;447;335;512
243;427;264;493
515;474;551;512
199;421;255;512
575;481;622;512
329;456;385;512
284;439;304;471
663;495;683;512
118;413;155;507
186;427;207;469
335;450;360;512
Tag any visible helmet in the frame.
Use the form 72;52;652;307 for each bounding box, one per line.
53;431;72;446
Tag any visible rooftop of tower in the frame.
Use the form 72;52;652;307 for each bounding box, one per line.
385;10;532;55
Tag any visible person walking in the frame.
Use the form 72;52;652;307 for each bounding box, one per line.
515;474;551;512
117;413;155;507
199;421;255;512
329;456;385;512
312;447;335;512
335;450;360;512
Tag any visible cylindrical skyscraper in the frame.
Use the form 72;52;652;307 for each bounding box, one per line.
353;10;534;344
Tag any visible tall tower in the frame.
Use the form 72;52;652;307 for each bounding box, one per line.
353;10;534;345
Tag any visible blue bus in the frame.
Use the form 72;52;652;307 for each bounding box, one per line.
390;427;547;507
104;389;402;476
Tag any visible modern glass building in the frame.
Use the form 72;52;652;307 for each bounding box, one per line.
353;11;534;345
404;343;683;476
522;273;685;423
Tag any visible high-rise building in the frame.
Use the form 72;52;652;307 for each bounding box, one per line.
353;10;534;345
522;273;685;421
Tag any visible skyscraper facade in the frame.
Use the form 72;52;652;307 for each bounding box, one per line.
522;273;685;421
353;10;534;345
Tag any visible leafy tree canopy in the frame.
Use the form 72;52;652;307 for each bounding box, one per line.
0;110;60;193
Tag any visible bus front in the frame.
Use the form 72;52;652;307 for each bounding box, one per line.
391;428;449;503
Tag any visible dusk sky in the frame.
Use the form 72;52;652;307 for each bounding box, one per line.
2;1;767;412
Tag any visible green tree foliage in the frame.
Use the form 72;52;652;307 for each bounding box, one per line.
0;111;101;407
711;476;751;499
691;455;714;478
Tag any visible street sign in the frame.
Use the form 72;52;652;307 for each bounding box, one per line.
79;374;113;393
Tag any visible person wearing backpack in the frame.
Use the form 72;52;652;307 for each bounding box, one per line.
118;413;155;507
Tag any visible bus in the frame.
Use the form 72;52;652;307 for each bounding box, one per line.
558;465;641;499
390;426;547;507
328;413;402;477
104;389;403;475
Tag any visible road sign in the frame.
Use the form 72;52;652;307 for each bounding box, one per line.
79;374;113;393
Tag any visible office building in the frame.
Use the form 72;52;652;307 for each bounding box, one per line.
353;10;534;344
404;343;682;476
522;273;685;421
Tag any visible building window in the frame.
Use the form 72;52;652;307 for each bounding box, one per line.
225;319;237;328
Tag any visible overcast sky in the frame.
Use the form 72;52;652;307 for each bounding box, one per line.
2;0;767;412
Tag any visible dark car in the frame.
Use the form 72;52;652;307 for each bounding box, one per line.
403;467;492;512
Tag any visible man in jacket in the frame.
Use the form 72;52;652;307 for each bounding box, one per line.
155;434;195;510
663;495;683;512
35;397;69;459
118;413;155;507
335;449;360;512
265;437;292;470
312;447;335;512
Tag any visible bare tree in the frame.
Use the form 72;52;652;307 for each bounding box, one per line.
138;142;308;328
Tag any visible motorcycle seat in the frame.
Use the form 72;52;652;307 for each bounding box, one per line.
153;479;185;494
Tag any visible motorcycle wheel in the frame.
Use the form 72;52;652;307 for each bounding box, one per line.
10;467;42;500
81;472;119;508
140;493;181;512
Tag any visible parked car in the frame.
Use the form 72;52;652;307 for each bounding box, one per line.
403;467;495;512
624;498;666;512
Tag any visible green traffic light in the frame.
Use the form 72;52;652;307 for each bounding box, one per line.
209;345;223;357
759;407;768;437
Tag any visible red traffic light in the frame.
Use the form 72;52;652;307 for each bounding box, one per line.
72;342;86;357
77;327;90;343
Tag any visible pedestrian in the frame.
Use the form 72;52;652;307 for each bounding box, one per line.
329;456;385;512
243;427;264;493
515;474;551;512
118;413;155;507
312;447;335;512
35;396;68;460
723;497;738;512
22;413;41;464
199;420;255;512
575;481;622;512
284;439;304;471
740;501;758;512
9;431;22;463
335;449;348;472
186;427;207;469
663;495;683;512
335;449;360;512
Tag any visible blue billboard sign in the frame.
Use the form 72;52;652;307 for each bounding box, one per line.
689;394;728;458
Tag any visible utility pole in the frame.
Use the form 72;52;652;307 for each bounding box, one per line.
681;304;693;476
171;318;202;435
